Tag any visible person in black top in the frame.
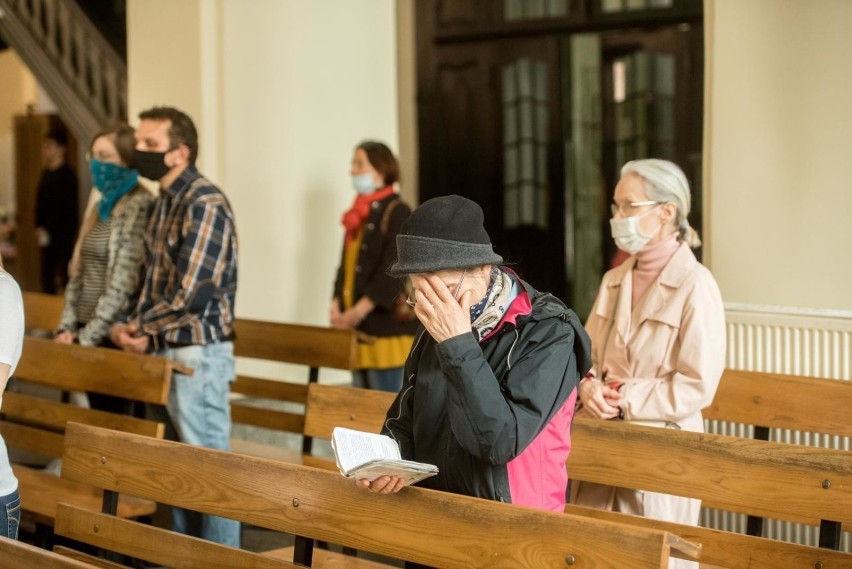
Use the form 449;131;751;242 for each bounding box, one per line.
35;128;78;294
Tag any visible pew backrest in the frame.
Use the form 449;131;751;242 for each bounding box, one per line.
13;336;180;404
229;319;356;459
301;383;395;469
1;337;180;528
58;422;698;569
3;338;178;459
22;291;63;333
568;418;852;539
0;535;103;568
705;369;852;439
564;503;852;569
233;318;356;370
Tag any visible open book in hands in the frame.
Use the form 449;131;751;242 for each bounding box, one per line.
331;427;438;486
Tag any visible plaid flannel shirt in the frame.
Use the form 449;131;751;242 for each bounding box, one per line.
125;165;238;350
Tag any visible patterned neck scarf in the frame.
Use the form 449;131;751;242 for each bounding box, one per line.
470;267;514;342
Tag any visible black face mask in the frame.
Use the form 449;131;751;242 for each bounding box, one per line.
133;148;173;181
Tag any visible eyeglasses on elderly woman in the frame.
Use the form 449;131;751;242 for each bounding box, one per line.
405;269;468;308
610;200;666;217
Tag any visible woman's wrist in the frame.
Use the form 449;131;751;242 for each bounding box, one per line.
353;297;375;322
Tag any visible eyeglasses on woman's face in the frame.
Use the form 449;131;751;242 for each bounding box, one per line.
610;200;663;217
405;269;468;308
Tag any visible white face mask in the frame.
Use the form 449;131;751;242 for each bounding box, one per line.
352;172;379;194
609;205;661;255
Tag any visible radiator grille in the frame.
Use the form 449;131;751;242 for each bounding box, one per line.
701;304;852;550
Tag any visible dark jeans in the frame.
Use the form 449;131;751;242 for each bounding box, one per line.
352;367;404;392
0;489;21;539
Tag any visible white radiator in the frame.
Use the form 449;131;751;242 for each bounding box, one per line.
701;303;852;550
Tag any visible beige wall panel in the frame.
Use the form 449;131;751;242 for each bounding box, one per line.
708;0;852;311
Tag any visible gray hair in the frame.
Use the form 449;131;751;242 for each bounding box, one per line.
620;158;701;248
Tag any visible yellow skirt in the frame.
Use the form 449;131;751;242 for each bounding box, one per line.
356;334;414;370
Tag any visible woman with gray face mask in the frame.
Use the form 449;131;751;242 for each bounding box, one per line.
329;141;418;393
571;158;725;569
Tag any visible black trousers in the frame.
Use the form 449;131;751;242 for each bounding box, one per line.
40;244;71;294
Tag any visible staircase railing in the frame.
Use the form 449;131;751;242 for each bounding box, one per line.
0;0;127;141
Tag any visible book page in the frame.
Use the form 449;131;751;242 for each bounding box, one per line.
331;427;401;474
331;427;438;486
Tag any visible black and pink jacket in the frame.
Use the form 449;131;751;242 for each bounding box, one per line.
383;273;592;511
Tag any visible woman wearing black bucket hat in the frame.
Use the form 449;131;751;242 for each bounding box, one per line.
356;195;592;513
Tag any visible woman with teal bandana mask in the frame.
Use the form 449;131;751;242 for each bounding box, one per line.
90;157;139;222
54;123;154;414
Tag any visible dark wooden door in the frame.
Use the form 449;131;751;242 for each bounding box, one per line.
415;0;704;314
418;37;566;298
11;113;50;292
12;113;78;292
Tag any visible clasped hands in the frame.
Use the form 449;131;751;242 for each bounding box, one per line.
109;322;150;353
579;370;624;420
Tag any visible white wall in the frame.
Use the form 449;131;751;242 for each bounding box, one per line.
127;0;852;319
127;0;399;326
706;0;852;312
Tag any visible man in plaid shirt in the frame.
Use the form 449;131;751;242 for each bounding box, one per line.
111;106;239;547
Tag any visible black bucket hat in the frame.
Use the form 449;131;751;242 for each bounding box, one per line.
389;195;503;276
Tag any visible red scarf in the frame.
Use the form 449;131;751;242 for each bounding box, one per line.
341;185;396;245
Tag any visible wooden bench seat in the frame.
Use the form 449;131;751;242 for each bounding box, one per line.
0;535;103;568
230;319;356;461
300;383;395;470
567;417;852;568
11;465;157;527
234;382;395;471
21;291;63;333
704;369;852;538
55;422;700;568
249;383;852;566
1;337;183;538
706;368;852;439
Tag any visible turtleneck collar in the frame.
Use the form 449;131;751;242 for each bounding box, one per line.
631;231;680;308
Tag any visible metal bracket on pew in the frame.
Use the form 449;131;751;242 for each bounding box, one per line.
293;534;314;567
100;489;125;564
301;367;320;455
819;519;842;550
745;424;771;537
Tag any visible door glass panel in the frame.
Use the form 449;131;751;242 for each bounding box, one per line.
563;34;604;319
504;0;569;21
613;50;676;176
601;0;673;13
502;57;549;229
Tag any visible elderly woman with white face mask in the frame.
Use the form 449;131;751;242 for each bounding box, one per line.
571;159;725;569
356;195;593;524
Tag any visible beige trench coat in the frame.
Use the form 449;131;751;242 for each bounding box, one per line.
571;243;725;569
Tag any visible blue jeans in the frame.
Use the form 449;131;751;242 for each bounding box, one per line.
352;367;403;392
154;342;240;547
0;489;20;539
